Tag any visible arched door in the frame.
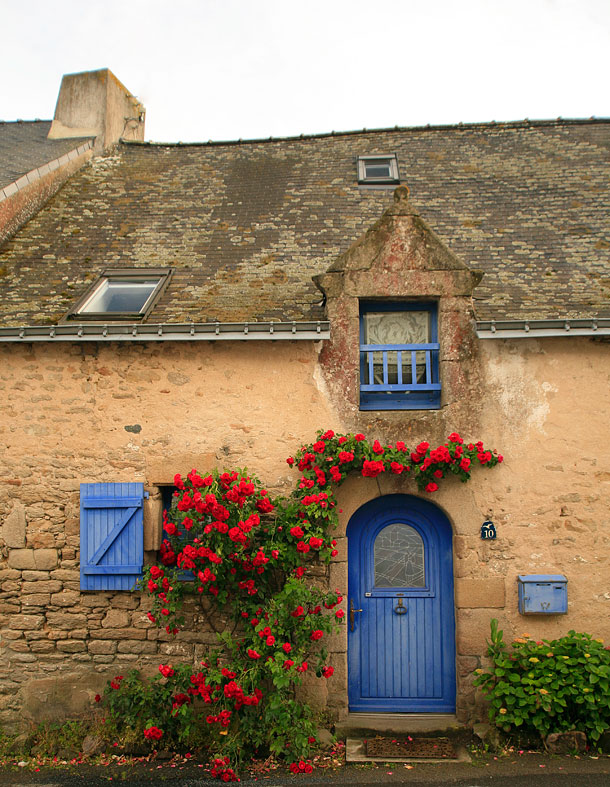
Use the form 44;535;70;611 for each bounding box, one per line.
347;494;456;712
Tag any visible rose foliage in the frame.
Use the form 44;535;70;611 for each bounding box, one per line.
101;430;502;777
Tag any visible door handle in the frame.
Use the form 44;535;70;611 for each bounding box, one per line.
349;598;363;632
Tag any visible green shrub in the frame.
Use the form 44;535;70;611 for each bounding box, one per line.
474;619;610;743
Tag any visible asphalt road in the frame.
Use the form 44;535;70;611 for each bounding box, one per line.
1;754;609;787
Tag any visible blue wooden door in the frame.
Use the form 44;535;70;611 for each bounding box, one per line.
347;494;456;712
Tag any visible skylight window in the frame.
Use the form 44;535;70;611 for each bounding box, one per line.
67;268;172;320
358;154;400;185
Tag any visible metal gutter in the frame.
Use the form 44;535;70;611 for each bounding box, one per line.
0;321;329;343
476;318;610;339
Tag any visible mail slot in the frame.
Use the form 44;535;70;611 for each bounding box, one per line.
517;574;567;615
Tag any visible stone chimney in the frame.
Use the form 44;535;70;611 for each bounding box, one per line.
48;68;145;152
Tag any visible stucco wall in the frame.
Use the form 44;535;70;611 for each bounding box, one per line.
0;337;609;728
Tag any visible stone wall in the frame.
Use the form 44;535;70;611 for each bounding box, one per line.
0;336;609;729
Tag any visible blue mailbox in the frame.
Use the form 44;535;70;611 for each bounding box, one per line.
517;575;567;615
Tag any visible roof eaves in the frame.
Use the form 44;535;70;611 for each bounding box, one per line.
0;320;330;343
476;318;610;339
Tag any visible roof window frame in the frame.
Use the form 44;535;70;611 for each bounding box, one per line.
357;154;400;185
66;267;173;322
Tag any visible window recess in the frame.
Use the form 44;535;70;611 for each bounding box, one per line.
359;301;441;410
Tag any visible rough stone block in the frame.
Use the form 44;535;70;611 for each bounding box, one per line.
8;550;36;570
50;590;81;607
2;503;26;548
56;641;87;653
117;641;158;654
50;569;79;582
88;640;117;655
22;593;51;607
101;609;130;628
34;550;58;570
455;578;506;609
29;642;56;654
457;610;513;656
9;614;44;631
46;612;88;629
22;581;62;594
20;675;96;721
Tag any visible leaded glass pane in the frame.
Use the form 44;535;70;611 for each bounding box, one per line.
374;523;425;587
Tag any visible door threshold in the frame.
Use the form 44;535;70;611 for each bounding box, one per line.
336;712;463;735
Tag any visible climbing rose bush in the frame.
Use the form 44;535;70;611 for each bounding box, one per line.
100;429;502;777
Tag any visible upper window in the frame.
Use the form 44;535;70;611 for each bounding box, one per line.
359;301;441;410
357;154;400;185
67;268;172;321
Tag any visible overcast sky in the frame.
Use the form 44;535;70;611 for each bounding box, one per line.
3;0;609;142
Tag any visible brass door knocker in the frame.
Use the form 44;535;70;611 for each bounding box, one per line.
394;598;407;615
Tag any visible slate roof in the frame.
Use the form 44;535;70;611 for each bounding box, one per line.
0;121;93;190
0;119;608;327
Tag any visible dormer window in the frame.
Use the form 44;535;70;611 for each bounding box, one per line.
67;268;172;321
358;154;400;185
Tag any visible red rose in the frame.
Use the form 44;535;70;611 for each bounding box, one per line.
460;457;471;471
282;642;292;653
286;457;294;466
283;659;294;669
390;462;404;474
159;664;175;678
425;482;438;493
448;432;463;444
331;549;338;557
266;635;276;646
247;649;261;659
291;606;305;617
416;441;430;454
322;666;334;678
433;469;443;478
335;609;345;619
94;694;101;703
150;566;164;580
297;541;310;553
310;630;323;641
362;460;385;478
372;440;384;454
355;433;365;441
313;440;326;453
290;525;304;538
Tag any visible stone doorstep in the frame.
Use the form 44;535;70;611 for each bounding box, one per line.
346;737;471;764
336;712;464;736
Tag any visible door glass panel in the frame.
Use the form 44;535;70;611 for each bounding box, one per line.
374;523;425;587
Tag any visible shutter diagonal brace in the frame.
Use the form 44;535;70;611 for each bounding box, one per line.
86;505;139;567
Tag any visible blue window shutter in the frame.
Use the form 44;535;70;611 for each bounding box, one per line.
80;482;145;590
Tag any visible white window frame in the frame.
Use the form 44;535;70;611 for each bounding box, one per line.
357;154;400;185
66;268;172;321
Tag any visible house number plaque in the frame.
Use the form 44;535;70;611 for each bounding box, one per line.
481;520;497;540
